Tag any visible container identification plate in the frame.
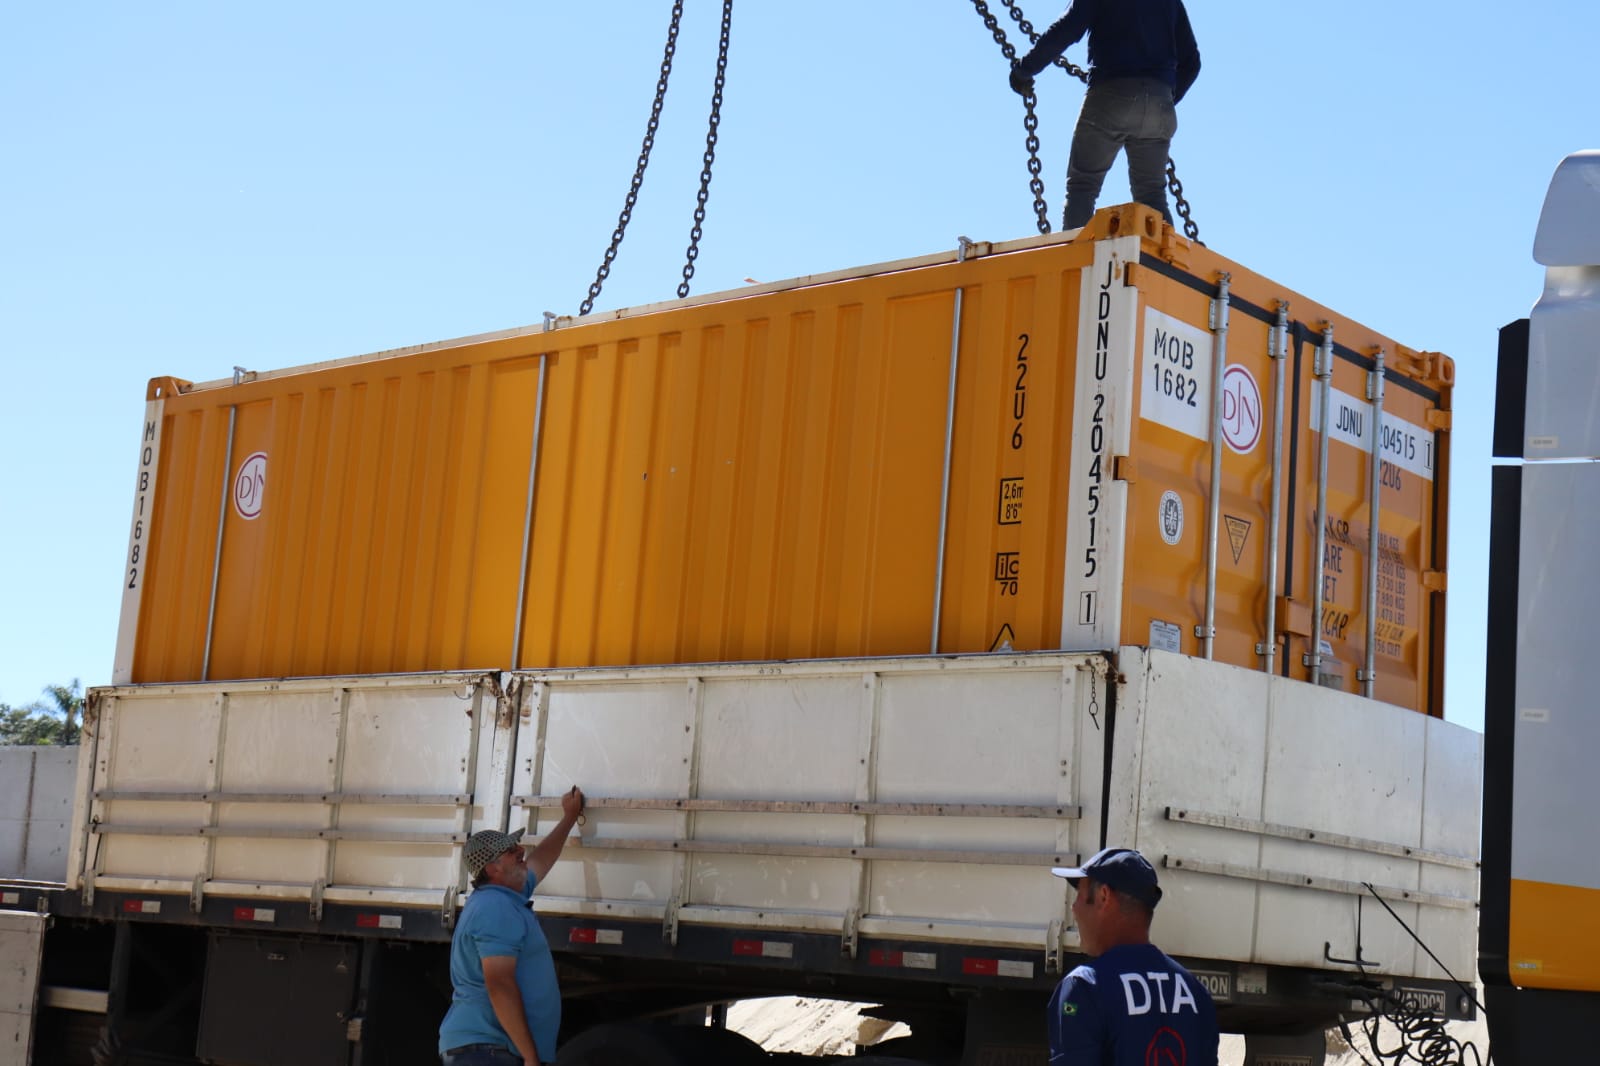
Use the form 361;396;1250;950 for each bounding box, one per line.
1141;308;1211;441
1311;382;1435;482
113;398;165;684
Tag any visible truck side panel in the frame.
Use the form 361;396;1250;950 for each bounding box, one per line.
1117;648;1479;980
518;656;1103;952
75;674;502;910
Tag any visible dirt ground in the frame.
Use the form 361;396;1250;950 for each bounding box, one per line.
727;993;1491;1062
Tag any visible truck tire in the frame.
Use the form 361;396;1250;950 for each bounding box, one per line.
661;1024;770;1063
559;1021;768;1066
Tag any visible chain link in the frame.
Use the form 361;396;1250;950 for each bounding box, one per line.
970;0;1051;235
978;0;1202;243
679;0;732;299
1001;0;1089;84
579;1;684;317
1166;159;1198;242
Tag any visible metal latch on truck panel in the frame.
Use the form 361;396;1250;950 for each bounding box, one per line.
442;885;459;930
1045;918;1064;975
663;893;682;946
842;908;860;960
497;674;521;729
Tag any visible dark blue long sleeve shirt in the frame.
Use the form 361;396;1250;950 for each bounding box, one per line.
1017;0;1201;104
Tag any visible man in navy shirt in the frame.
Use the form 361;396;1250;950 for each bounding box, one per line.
1008;0;1200;231
1048;848;1218;1065
439;787;586;1066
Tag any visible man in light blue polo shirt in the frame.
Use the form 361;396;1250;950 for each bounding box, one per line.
439;786;586;1066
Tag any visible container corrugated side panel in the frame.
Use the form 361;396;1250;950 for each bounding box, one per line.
522;282;964;666
937;259;1088;658
134;345;546;682
513;241;1099;669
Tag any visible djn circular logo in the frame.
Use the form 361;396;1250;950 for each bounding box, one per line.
1220;364;1262;454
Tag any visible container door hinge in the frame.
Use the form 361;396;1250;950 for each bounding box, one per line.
441;885;460;930
190;874;206;914
1045;919;1065;975
663;893;682;946
1422;570;1447;593
344;1016;365;1043
842;908;860;959
1208;274;1231;330
1366;364;1387;403
1112;455;1138;482
310;879;327;922
1426;409;1452;431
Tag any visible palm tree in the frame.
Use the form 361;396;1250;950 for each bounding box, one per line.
43;679;83;744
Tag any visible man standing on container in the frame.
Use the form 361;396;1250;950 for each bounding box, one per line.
439;786;586;1066
1007;0;1200;231
1048;848;1218;1065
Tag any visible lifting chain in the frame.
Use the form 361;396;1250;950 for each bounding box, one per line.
973;0;1202;242
1000;0;1090;84
679;0;733;299
970;0;1050;235
579;1;684;317
1165;159;1198;242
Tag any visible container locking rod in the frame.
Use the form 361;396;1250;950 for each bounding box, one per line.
1199;273;1231;658
1260;302;1289;672
1307;325;1335;684
1360;350;1387;698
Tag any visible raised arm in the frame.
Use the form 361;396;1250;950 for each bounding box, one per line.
528;785;586;883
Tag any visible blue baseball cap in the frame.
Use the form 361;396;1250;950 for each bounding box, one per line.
1052;847;1163;909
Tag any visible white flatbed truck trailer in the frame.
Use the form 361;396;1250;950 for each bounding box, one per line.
3;647;1478;1065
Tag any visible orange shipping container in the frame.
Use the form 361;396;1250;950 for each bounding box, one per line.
113;206;1451;715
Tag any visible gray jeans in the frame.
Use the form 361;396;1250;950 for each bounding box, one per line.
1064;76;1178;230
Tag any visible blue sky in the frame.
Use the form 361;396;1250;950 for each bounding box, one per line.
2;1;1594;731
